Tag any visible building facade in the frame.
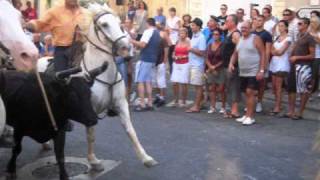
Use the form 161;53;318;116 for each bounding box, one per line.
26;0;319;21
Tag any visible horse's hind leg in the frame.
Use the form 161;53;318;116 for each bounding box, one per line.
86;126;104;171
116;98;158;167
6;131;23;179
53;130;69;180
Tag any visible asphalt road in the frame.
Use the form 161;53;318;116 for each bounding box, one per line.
0;102;319;180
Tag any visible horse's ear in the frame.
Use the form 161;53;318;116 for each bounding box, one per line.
103;3;114;14
87;2;101;14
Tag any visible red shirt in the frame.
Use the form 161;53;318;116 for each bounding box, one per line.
23;8;37;21
174;45;189;64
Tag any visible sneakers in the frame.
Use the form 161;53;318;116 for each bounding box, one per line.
236;116;247;123
256;102;262;113
242;117;256;125
219;108;226;114
156;99;166;107
153;96;160;105
207;107;216;114
167;101;179;107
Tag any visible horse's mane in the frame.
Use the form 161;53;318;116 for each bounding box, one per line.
77;1;118;35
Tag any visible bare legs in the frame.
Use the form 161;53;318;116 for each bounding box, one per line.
245;88;257;118
186;85;203;112
272;75;284;112
173;83;188;105
137;82;153;107
209;83;225;110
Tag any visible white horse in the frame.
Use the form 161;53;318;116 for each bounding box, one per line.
38;3;158;169
0;0;38;137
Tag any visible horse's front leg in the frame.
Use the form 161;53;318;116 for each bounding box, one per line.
86;126;104;171
116;98;158;167
6;131;23;179
53;130;69;180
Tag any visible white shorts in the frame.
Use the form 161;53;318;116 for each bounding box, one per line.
152;63;167;88
189;65;204;86
171;62;190;84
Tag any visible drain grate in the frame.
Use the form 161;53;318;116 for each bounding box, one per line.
32;162;88;179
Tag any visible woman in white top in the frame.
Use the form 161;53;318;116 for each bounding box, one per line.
134;1;148;40
166;7;181;73
269;20;292;115
309;16;320;95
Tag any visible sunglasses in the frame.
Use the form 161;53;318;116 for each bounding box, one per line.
220;8;226;10
213;33;220;36
283;14;291;16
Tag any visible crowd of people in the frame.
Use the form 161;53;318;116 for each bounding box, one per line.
11;0;320;126
120;1;320;126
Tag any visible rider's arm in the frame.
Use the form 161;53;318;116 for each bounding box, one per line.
26;9;54;33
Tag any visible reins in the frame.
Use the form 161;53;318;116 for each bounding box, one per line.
79;11;127;117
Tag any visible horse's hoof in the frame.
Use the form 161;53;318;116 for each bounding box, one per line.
90;162;104;172
143;159;159;168
5;172;16;180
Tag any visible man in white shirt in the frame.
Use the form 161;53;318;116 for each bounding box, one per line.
263;7;277;36
130;18;161;111
186;18;207;113
283;9;299;42
236;8;245;31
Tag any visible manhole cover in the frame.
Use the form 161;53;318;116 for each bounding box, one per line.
32;162;88;179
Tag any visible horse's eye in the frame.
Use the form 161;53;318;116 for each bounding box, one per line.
101;23;108;28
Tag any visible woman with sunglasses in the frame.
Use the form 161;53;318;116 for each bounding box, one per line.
205;29;226;114
269;20;292;115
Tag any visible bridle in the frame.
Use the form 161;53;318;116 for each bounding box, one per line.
81;11;127;116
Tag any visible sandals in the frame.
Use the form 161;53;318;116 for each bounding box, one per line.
279;113;293;119
269;111;280;116
223;112;241;119
291;115;303;120
185;108;200;113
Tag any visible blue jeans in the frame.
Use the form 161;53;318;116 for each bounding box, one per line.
116;57;128;86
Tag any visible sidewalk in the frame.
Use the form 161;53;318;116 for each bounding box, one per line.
263;89;320;121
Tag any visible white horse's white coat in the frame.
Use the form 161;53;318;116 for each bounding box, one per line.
38;3;158;169
0;96;5;136
0;0;38;71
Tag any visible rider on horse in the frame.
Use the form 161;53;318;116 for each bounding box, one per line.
25;0;91;71
25;0;91;131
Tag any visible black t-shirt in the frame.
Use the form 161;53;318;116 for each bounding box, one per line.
217;15;227;26
221;30;240;68
252;30;272;45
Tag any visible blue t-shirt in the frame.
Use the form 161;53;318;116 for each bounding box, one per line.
252;30;272;45
154;15;166;26
189;31;207;68
202;27;224;47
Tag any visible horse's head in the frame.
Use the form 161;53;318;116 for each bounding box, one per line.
87;2;130;57
0;0;38;70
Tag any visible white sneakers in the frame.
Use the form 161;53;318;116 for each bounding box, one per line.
256;102;263;113
219;108;226;114
236;116;247;123
207;107;216;114
242;117;256;125
236;116;256;125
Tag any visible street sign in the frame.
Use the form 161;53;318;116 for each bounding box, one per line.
297;5;320;18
